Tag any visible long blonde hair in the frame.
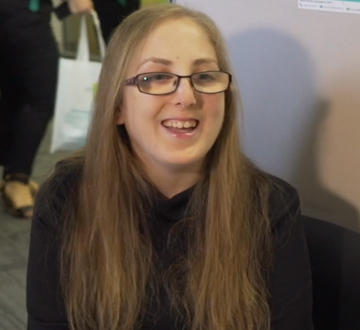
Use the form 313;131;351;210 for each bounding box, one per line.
58;4;273;330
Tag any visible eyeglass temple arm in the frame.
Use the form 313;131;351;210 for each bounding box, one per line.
124;77;137;86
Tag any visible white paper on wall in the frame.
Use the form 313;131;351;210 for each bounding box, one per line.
298;0;360;14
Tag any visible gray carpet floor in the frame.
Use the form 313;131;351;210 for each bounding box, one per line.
0;124;70;330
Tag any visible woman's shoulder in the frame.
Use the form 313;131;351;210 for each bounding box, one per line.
266;174;301;229
249;165;300;228
267;174;299;209
33;157;84;231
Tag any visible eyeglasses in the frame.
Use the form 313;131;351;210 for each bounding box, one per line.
124;71;232;95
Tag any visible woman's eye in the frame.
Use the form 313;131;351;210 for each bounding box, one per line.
141;74;173;82
194;73;215;82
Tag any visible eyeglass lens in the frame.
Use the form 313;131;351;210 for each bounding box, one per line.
137;72;230;95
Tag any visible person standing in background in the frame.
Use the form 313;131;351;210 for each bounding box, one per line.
69;0;141;43
93;0;140;42
69;0;140;42
0;0;91;219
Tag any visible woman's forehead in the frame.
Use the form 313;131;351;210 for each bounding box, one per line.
129;18;217;73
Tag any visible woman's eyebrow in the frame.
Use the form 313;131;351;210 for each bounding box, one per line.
137;57;173;69
192;58;218;66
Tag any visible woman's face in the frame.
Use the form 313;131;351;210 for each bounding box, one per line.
118;17;225;180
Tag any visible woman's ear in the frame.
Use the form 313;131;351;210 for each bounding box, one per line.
116;107;125;125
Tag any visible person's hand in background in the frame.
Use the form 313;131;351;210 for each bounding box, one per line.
68;0;94;14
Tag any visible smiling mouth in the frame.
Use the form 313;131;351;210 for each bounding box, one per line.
162;119;199;132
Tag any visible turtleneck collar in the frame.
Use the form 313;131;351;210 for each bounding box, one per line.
152;187;194;224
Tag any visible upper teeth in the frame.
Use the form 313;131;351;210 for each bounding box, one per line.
163;120;197;128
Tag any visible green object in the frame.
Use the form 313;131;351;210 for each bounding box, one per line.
29;0;40;12
92;82;99;97
117;0;128;6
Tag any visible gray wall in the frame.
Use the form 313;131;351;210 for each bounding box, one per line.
177;0;360;232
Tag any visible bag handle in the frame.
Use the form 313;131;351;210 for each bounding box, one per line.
76;11;106;62
90;11;106;60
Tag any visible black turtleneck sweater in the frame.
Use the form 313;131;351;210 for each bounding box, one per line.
26;166;313;330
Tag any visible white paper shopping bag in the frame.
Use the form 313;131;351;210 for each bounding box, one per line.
50;12;105;153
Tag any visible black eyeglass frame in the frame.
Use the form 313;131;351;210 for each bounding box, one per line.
124;71;232;95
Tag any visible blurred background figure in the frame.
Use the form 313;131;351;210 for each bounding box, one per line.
0;0;153;220
0;0;92;219
69;0;141;42
94;0;140;42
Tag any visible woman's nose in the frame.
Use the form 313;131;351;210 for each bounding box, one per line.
172;77;197;107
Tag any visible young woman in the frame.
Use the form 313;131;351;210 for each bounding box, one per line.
26;4;313;330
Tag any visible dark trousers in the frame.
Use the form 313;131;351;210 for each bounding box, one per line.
93;0;140;43
0;1;58;177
